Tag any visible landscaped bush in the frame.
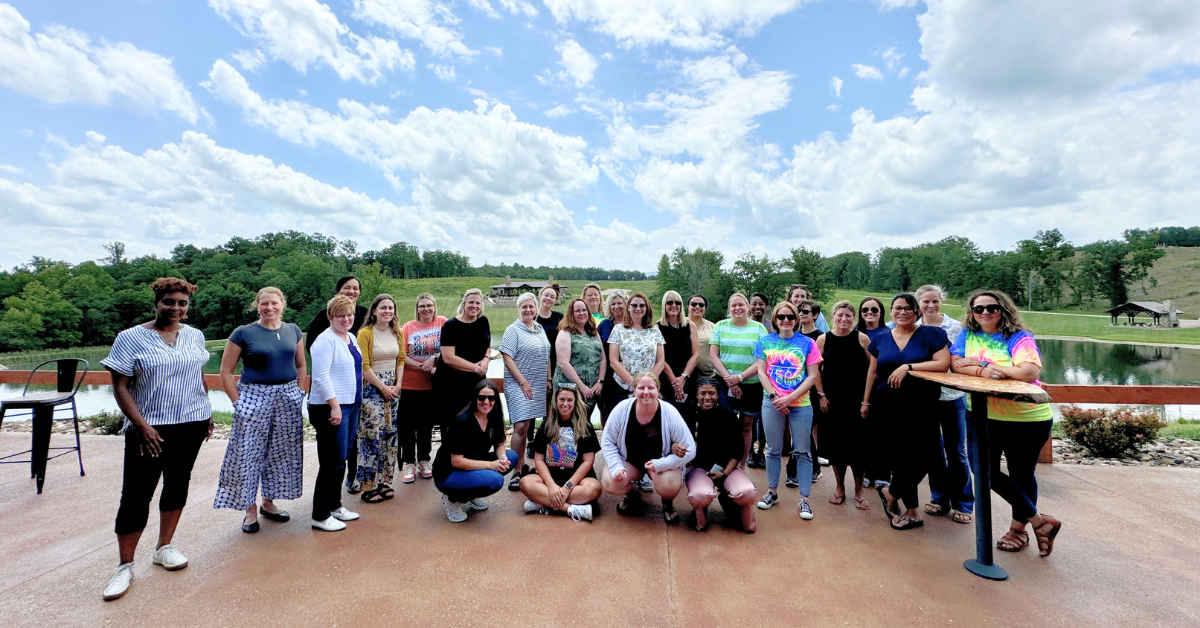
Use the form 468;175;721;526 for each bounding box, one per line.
86;411;126;435
1059;405;1166;458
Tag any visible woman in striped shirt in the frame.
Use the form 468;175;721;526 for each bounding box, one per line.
708;293;768;467
101;277;212;602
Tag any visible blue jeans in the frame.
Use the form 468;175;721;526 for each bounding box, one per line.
928;397;975;514
761;401;812;496
436;450;519;503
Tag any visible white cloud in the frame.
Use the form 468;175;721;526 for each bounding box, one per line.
485;46;503;56
826;104;839;111
852;64;884;80
232;48;267;72
351;0;476;57
205;60;600;242
897;66;909;79
470;0;538;18
875;0;920;9
544;0;810;50
207;0;414;82
600;51;613;60
545;104;574;117
584;205;598;212
0;4;202;122
0;163;23;174
829;76;842;97
0;131;446;265
556;39;597;86
880;46;903;70
427;62;456;81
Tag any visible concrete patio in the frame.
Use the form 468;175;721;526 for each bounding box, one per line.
1;431;1198;627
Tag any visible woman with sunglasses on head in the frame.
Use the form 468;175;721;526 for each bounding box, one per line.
101;278;211;601
399;293;447;483
308;295;364;532
500;292;552;489
432;381;516;523
600;372;696;523
657;290;700;410
553;298;606;419
214;287;306;533
950;290;1061;557
751;301;823;519
521;384;603;522
353;294;406;503
596;291;628;428
687;377;757;532
433;289;492;442
815;301;876;511
709;293;768;468
911;285;974;525
870;293;951;531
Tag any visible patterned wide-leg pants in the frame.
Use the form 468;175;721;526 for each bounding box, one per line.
355;371;399;493
213;381;305;510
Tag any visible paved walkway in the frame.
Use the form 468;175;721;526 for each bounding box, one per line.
1;432;1199;627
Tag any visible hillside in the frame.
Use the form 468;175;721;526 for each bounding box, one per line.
1136;246;1200;318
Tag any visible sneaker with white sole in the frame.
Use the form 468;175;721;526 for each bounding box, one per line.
152;545;188;571
401;463;417;484
639;475;654;493
311;516;347;532
466;498;489;511
442;494;468;523
817;456;830;466
524;499;549;515
785;476;799;488
418;460;433;479
757;491;779;510
102;563;133;601
330;507;359;521
799;498;814;520
567;504;593;522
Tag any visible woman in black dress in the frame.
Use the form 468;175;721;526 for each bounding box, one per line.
433;289;492;427
815;301;876;510
657;290;699;412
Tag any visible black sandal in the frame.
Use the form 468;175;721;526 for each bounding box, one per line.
890;515;924;531
361;488;385;504
616;493;641;516
876;485;900;521
379;486;395;500
662;504;679;524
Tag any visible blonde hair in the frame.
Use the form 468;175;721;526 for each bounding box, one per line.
603;290;627;320
414;292;437;320
658;290;688;327
630;371;661;396
543;385;592;446
252;286;286;311
831;300;855;317
456;288;485;318
515;292;537;311
771;300;801;323
326;294;356;318
915;284;947;301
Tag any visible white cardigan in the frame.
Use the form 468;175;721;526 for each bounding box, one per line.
600;397;696;473
310;328;362;404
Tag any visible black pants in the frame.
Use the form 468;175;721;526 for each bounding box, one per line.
875;386;943;511
989;419;1051;523
309;403;357;521
398;388;435;464
114;420;208;535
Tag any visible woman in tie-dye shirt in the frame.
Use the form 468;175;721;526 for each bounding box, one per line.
950;289;1062;558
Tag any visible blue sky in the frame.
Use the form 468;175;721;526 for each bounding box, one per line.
2;0;1198;271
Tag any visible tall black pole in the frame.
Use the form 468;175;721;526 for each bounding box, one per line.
964;391;1008;581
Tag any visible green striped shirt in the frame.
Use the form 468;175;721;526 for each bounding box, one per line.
709;319;768;384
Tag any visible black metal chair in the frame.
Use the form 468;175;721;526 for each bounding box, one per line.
0;359;89;493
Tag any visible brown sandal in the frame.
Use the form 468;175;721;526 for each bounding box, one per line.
996;529;1029;552
1033;515;1062;557
829;493;846;505
924;502;947;516
950;509;973;524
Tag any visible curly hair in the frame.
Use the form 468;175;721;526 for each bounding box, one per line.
961;289;1028;337
151;277;197;303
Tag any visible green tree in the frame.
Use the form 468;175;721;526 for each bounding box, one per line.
657;247;733;319
731;253;786;303
1078;230;1166;306
782;246;833;303
0;308;45;351
1016;229;1075;309
2;281;83;348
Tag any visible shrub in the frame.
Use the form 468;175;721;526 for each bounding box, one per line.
1058;405;1166;458
86;411;127;435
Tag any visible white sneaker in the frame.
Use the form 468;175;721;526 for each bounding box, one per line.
418;460;433;479
330;507;359;521
524;499;549;514
817;456;830;466
311;516;347;532
567;504;593;522
799;498;814;520
466;498;489;511
152;545;188;571
102;563;133;601
442;494;468;523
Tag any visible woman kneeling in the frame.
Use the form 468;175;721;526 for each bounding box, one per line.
600;372;695;523
520;384;603;521
687;378;757;532
432;381;518;523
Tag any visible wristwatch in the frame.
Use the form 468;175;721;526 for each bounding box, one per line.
737;372;744;382
563;481;573;489
767;392;778;400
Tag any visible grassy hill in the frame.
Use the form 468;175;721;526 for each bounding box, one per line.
1133;246;1200;318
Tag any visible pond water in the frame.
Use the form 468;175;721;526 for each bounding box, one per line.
3;339;1198;421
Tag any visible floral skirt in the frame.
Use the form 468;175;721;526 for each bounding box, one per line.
352;371;399;492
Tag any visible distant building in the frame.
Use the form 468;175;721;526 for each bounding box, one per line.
487;279;568;307
1105;301;1185;327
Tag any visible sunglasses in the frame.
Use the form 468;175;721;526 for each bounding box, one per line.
798;309;812;315
775;314;797;321
477;394;496;403
689;302;706;308
160;298;189;307
892;306;916;314
861;307;880;314
972;304;1002;314
629;303;646;309
666;300;682;306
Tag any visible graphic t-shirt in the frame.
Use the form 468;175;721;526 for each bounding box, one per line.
753;333;823;407
401;317;447;390
951;329;1053;422
709;319;768;384
531;418;601;485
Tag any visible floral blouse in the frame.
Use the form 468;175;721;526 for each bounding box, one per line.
609;324;665;390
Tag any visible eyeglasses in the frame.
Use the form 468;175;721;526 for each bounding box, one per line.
666;300;682;306
798;309;812;315
689;302;706;308
629;303;646;309
861;307;880;314
775;314;797;321
972;304;1002;314
892;306;916;314
333;313;355;320
160;298;189;307
477;395;496;403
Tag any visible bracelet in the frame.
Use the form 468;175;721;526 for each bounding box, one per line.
737;372;744;382
817;391;826;397
976;366;984;377
861;401;870;406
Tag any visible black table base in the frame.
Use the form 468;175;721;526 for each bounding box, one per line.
965;391;1008;581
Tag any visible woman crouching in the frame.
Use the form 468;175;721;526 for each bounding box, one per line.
520;384;603;521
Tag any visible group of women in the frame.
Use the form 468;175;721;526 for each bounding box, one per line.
98;275;1063;603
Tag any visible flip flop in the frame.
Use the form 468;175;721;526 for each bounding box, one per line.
890;515;924;531
829;493;846;505
924;502;948;516
876;485;899;521
854;496;871;510
950;509;973;524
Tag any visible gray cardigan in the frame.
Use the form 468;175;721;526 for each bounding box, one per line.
600;397;696;473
